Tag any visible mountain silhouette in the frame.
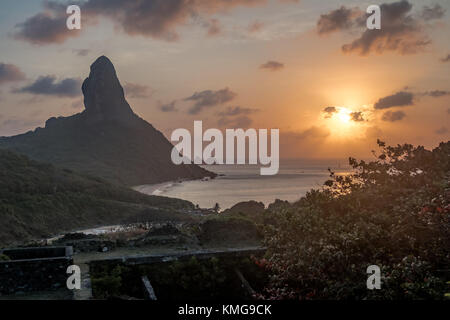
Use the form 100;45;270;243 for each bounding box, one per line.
0;56;215;185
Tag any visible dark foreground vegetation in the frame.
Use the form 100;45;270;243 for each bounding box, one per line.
1;140;448;300
0;149;194;247
258;140;450;299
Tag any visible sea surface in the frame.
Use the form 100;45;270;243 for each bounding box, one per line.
135;159;352;210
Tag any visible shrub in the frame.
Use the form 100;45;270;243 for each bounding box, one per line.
260;140;450;300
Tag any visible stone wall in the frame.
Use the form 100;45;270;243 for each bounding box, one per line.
0;246;73;296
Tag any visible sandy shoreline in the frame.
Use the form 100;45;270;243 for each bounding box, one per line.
133;180;182;196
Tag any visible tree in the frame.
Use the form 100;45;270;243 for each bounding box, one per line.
257;140;450;300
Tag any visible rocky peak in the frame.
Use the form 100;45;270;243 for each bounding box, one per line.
81;56;135;124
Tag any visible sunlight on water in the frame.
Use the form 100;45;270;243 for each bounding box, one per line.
136;160;352;209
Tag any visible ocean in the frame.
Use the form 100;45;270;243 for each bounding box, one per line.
134;159;352;210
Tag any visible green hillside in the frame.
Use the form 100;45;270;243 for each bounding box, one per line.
0;149;194;247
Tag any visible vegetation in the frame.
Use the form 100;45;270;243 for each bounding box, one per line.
0;149;194;247
197;216;262;246
259;140;450;300
0;253;10;261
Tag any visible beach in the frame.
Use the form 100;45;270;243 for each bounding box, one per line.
135;160;351;209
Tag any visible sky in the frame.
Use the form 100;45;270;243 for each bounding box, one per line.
0;0;449;159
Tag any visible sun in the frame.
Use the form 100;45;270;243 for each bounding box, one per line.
337;108;352;123
321;106;366;140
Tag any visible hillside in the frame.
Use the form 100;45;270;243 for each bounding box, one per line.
0;149;195;247
0;56;215;186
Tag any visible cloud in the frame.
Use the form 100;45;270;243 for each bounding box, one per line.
435;127;448;135
217;115;253;128
382;110;406;122
441;54;450;63
14;76;81;97
421;4;446;21
260;60;284;71
123;82;152;98
343;1;433;56
423;90;450;98
350;111;365;122
322;106;337;118
218;106;258;117
15;0;270;44
185;87;237;115
374;91;414;109
317;6;364;35
73;49;90;56
0;63;26;85
217;106;258;128
318;1;444;56
159;101;177;112
13;8;81;45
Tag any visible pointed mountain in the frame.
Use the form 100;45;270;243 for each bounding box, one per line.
0;56;215;185
81;56;135;124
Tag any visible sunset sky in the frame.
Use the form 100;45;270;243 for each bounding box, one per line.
0;0;449;159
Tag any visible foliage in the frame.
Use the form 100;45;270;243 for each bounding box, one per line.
0;149;194;247
91;265;125;299
0;254;10;261
260;140;450;300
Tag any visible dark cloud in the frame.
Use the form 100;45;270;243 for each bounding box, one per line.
442;54;450;63
421;4;446;21
14;8;81;45
350;111;365;122
79;0;265;40
0;63;26;85
185;87;237;115
322;106;337;118
374;91;414;109
435;127;448;135
423;90;450;98
14;76;81;97
317;6;364;35
260;61;284;71
159;101;177;112
15;0;269;44
382;110;406;122
73;49;90;56
123;82;152;99
318;1;444;56
343;1;433;55
217;106;258;128
218;106;258;117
